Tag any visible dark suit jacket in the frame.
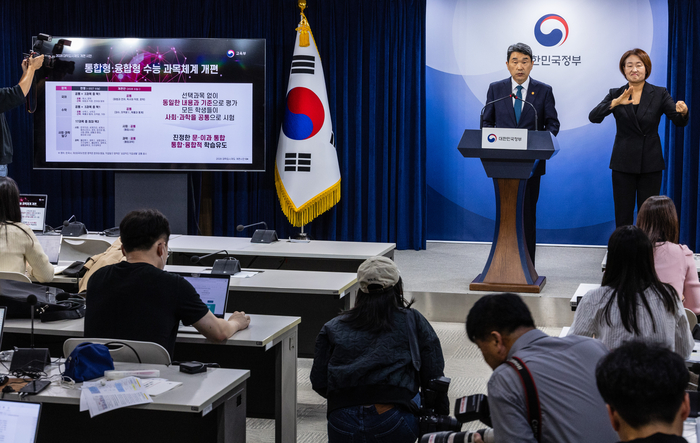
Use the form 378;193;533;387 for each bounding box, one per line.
482;77;560;176
588;82;689;174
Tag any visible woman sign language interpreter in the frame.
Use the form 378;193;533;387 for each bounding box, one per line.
589;48;689;228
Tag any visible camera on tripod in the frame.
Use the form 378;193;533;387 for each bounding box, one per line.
24;33;72;69
420;392;495;443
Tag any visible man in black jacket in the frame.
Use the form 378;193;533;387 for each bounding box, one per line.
0;55;44;177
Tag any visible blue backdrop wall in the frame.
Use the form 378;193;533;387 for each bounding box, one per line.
1;0;698;250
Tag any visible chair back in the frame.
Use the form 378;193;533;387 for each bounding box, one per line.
0;271;32;284
686;308;698;330
63;338;171;365
60;238;112;262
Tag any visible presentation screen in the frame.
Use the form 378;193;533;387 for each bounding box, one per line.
33;37;266;171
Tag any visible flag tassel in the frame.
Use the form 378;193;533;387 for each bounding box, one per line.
296;13;311;47
275;164;341;227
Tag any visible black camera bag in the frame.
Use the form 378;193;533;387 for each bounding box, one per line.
0;279;85;322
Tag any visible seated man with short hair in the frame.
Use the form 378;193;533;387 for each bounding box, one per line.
85;209;250;357
596;341;690;443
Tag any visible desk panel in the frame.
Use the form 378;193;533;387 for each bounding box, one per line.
2;314;299;443
169;235;395;272
2;362;248;443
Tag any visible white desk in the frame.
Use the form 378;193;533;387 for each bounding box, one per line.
3;314;299;443
46;264;354;356
2;361;248;443
570;283;601;311
168;265;358;356
168;234;395;272
685;417;700;442
168;265;358;296
688;341;700;365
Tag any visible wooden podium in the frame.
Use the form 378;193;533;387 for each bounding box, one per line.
458;129;559;293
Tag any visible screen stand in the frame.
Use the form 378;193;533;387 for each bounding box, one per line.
115;173;188;234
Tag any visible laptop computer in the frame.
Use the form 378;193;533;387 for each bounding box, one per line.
19;195;48;234
178;274;231;333
35;235;62;265
0;400;42;443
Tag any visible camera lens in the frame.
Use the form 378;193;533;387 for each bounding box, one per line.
43;54;55;69
420;428;494;443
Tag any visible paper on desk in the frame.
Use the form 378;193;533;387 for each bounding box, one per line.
53;265;68;275
140;378;182;396
232;271;258;278
80;376;152;417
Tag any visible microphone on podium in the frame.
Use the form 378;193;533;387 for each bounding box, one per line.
479;94;514;129
511;94;539;131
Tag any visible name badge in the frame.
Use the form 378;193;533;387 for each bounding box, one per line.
481;128;528;150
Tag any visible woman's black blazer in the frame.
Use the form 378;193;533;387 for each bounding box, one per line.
589;82;689;174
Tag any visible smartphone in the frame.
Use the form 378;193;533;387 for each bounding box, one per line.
20;380;51;395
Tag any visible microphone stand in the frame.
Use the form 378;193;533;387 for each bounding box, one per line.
236;221;279;244
190;250;241;275
512;95;538;131
480;94;515;129
10;295;51;376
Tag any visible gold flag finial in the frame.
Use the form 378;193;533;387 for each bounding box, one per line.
296;0;311;47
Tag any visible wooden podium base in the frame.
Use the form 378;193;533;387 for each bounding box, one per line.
470;275;546;294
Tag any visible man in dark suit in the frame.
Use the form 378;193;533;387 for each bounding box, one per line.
482;43;560;265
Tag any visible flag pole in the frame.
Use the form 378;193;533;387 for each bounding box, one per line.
293;0;311;243
296;224;310;242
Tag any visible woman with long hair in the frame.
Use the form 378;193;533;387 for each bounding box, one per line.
311;256;448;442
0;177;53;282
569;226;693;357
637;195;700;315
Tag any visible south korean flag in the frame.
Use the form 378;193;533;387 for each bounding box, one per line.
275;13;341;228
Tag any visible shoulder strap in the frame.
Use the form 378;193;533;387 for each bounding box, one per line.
406;309;421;372
505;356;542;443
40;305;86;322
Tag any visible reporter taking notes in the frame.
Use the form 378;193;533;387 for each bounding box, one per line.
84;209;250;357
0;177;53;282
588;48;689;228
